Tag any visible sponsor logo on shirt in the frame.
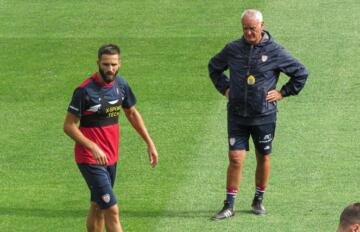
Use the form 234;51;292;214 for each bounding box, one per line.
105;105;121;117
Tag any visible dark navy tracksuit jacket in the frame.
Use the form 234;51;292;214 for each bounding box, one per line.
208;31;308;125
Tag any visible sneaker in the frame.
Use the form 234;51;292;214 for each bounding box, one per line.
251;197;266;215
212;200;235;220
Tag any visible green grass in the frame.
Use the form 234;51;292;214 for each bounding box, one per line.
1;0;359;231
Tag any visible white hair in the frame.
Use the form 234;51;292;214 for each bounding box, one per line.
241;9;263;22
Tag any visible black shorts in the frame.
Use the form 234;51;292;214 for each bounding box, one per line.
78;163;117;209
228;115;276;155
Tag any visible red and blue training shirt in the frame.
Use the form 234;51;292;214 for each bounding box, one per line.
67;73;136;165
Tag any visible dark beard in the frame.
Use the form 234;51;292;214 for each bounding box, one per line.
99;68;118;83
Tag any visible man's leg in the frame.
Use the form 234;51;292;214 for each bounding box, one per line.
255;150;271;193
103;204;123;232
251;152;271;215
251;122;275;215
86;202;104;232
212;150;246;220
212;111;250;220
227;150;247;191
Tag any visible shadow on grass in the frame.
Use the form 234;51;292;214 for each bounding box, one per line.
0;207;87;218
0;208;254;219
121;209;254;219
121;209;211;219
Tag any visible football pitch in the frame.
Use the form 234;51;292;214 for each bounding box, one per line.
1;0;359;231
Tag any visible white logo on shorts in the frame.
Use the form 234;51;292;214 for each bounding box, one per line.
263;134;272;140
229;138;236;146
102;194;111;203
259;134;273;144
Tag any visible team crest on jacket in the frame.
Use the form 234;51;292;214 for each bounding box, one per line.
102;194;111;203
261;55;268;62
229;138;236;146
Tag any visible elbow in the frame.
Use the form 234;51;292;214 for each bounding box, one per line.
63;122;72;136
208;61;213;71
63;124;69;135
124;106;138;118
126;112;137;122
208;60;217;74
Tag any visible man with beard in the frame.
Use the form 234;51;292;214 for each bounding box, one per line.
64;44;158;232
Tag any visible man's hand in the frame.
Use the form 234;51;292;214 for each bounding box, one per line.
266;90;283;103
147;144;159;168
64;112;108;166
90;144;108;166
124;106;159;168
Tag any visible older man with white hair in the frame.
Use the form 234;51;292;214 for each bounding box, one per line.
209;9;308;220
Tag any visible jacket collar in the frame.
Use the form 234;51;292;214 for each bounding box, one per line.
242;30;272;47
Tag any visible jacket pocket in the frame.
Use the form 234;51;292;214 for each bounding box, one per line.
248;87;266;114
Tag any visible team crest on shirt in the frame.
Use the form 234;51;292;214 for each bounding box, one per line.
261;55;268;62
102;194;111;203
229;138;236;146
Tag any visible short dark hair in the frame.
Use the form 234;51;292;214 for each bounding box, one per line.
98;44;120;59
339;203;360;229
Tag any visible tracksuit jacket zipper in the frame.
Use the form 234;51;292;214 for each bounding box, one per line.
244;45;254;117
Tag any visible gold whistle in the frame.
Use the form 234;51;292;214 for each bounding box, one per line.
247;75;256;85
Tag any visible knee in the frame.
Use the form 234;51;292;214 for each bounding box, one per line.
91;202;104;218
104;204;120;219
86;223;97;232
229;152;245;167
103;204;121;229
257;154;271;163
